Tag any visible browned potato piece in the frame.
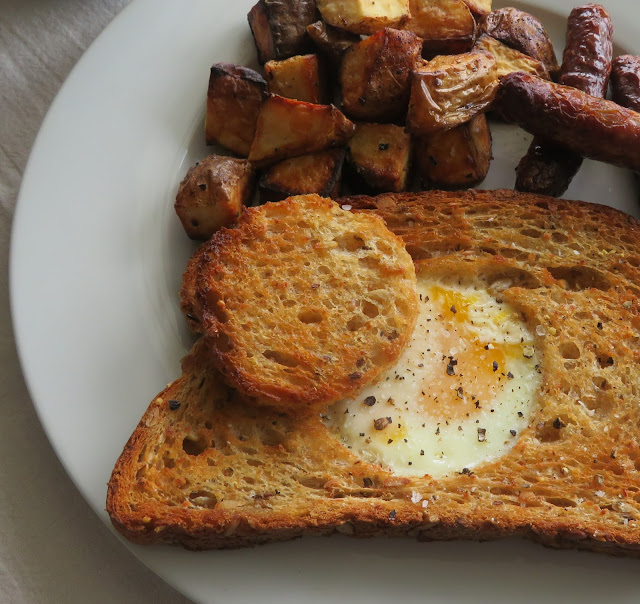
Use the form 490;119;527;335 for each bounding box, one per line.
306;20;360;64
414;113;492;188
248;95;355;167
474;34;549;80
479;7;559;77
463;0;491;17
247;0;317;64
205;63;267;157
264;54;327;104
175;156;254;240
341;28;422;122
406;52;498;136
259;148;346;202
317;0;410;35
347;123;411;192
405;0;476;57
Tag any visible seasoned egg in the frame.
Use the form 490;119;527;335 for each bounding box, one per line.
324;276;541;478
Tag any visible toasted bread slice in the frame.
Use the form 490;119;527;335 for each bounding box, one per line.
110;190;640;555
183;194;418;411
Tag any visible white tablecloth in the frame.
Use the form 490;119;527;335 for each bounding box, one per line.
0;1;191;601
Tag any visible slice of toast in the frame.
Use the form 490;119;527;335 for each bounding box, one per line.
180;194;418;411
108;190;640;556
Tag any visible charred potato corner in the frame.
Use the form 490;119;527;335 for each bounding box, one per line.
174;1;640;241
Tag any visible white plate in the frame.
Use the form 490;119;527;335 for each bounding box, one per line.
10;1;640;602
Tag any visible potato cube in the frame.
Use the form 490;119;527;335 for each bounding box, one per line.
414;114;492;188
248;0;317;64
474;34;549;80
406;52;498;136
205;63;267;157
347;123;412;192
175;156;254;240
341;28;422;122
306;20;360;64
317;0;410;35
264;54;327;103
404;0;476;57
248;95;355;167
259;148;345;201
463;0;491;16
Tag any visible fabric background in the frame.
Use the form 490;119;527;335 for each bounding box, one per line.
0;1;191;601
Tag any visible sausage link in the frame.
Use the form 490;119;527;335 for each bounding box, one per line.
515;4;613;195
497;72;640;173
611;55;640;112
560;3;613;97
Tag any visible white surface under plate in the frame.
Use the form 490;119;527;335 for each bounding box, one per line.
10;0;640;602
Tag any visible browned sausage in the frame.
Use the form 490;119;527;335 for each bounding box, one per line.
515;4;613;196
559;3;613;96
611;55;640;112
496;72;640;173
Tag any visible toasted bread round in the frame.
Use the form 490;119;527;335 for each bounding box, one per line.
190;194;418;411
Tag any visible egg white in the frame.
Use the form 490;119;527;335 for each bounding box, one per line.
323;275;541;478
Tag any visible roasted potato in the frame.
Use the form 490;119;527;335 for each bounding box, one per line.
205;63;267;157
341;28;422;122
316;0;410;35
479;7;559;77
404;0;476;57
463;0;491;17
347;123;412;192
264;54;327;103
248;0;317;64
259;148;345;201
406;52;498;136
474;34;549;80
175;156;254;240
306;20;360;64
414;113;491;189
248;95;355;167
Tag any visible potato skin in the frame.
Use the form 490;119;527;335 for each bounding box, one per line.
479;7;559;77
340;28;422;122
406;51;498;136
474;34;549;80
612;55;640;112
175;156;254;240
205;63;267;157
306;20;360;64
247;0;318;64
414;113;492;189
497;73;640;173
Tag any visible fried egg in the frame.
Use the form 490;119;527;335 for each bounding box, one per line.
323;275;541;478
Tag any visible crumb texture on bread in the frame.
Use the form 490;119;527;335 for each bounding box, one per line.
109;190;640;555
182;194;418;411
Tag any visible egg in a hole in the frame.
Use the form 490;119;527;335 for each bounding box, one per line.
324;268;541;478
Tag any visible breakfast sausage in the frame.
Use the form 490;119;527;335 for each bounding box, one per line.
496;72;640;173
515;4;613;196
611;55;640;112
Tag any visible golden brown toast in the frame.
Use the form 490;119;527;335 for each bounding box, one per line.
108;190;640;556
181;194;418;411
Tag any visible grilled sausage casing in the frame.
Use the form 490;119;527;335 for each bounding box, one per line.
612;55;640;113
498;72;640;173
515;4;613;195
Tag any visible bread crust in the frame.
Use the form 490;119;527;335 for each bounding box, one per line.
109;190;640;556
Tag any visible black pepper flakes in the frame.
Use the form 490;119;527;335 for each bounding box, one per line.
364;395;377;406
363;477;373;488
378;142;390;151
168;399;181;411
374;417;392;431
389;509;397;520
597;322;603;330
510;429;517;437
506;371;514;379
198;183;207;190
553;417;566;429
492;361;499;372
477;428;487;442
349;372;363;380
